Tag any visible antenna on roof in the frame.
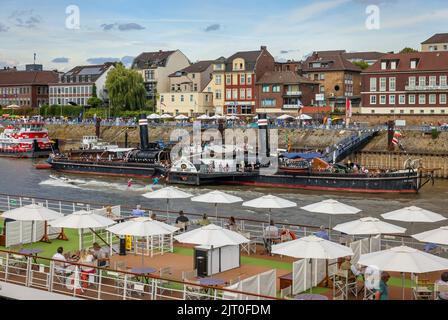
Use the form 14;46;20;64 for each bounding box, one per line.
34;53;36;65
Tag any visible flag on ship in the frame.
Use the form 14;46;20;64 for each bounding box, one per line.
392;130;402;146
345;97;352;118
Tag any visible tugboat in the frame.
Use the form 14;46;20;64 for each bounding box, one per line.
0;121;56;158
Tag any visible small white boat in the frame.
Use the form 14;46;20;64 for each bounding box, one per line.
49;175;69;182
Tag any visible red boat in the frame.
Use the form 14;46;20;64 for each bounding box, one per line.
0;122;56;158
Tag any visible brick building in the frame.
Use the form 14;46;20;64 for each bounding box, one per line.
361;52;448;115
0;68;58;108
421;33;448;52
224;46;275;115
256;71;319;114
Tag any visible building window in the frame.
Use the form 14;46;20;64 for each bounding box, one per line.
429;94;436;104
419;94;426;104
370;95;377;104
440;76;447;87
380;95;386;104
261;99;276;107
399;95;405;104
241;106;252;114
193;84;198;92
379;78;386;92
440;94;447;104
240;89;245;99
240;74;245;85
389;77;396;91
410;60;417;69
370;78;377;92
216;90;222;100
409;94;416;104
420;110;424;114
226;75;231;85
272;85;281;93
400;110;404;114
371;110;375;114
226;89;232;99
232;89;238;99
190;95;193;102
430;110;435;114
389;95;396;105
418;76;426;87
215;75;222;85
319;73;325;80
390;110;394;114
171;95;175;102
409;77;416;87
246;88;252;99
381;61;387;70
320;86;325;93
247;75;252;85
429;76;437;87
262;85;270;93
227;106;237;114
391;61;397;70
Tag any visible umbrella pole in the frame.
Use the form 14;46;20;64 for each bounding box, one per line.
215;203;218;220
402;272;405;300
141;237;145;266
329;216;332;240
166;199;169;222
310;259;313;294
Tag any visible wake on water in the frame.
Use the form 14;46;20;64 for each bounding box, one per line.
39;176;160;193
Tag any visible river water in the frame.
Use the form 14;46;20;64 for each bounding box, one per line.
0;158;447;234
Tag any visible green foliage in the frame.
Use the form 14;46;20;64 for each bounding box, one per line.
400;47;418;53
352;60;369;70
39;104;83;117
87;97;103;109
0;107;37;116
431;128;440;139
105;64;146;115
92;83;98;98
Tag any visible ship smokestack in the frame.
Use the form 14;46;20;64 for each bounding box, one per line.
95;118;101;138
387;120;395;151
139;114;149;150
257;113;270;158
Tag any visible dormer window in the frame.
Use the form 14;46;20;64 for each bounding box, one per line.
391;61;397;70
410;59;418;69
381;61;387;70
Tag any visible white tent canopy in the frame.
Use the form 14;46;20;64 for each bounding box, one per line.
147;114;161;120
174;224;250;247
272;235;354;260
358;245;448;274
243;195;296;222
333;217;406;235
277;114;294;120
381;206;446;223
160;114;173;119
412;226;448;245
1;203;63;222
49;210;116;229
196;114;211;120
191;190;243;219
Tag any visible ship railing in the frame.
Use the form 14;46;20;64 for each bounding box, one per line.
0;249;280;300
0;193;438;254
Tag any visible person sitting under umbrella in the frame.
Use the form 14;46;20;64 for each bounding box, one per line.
436;272;448;300
340;256;363;280
314;225;330;240
132;205;145;217
90;242;110;267
264;220;280;255
199;214;210;226
175;210;189;231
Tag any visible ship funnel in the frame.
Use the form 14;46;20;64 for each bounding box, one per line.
95;118;101;138
139;114;149;150
257;113;270;158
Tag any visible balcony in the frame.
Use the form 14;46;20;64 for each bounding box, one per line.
283;104;301;109
284;91;302;96
405;85;448;91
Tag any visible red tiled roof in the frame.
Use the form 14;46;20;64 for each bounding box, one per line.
0;70;59;86
421;33;448;44
256;71;317;85
302;53;362;73
364;51;448;73
342;51;385;61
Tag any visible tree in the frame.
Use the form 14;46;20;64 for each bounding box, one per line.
87;96;103;108
353;60;369;70
105;63;146;114
91;83;98;98
400;47;418;53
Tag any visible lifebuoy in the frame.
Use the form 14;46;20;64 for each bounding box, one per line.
280;230;297;240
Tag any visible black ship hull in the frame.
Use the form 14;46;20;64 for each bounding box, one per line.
167;171;422;193
47;158;166;178
0;149;52;159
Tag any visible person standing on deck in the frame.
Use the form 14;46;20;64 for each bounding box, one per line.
375;272;390;300
132;205;145;217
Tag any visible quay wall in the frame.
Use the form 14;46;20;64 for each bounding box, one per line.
351;114;448;126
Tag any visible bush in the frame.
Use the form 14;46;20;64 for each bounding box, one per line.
40;104;83;117
431;128;440;139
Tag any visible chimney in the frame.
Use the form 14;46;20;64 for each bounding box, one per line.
257;113;270;159
261;46;267;51
95;118;101;138
138;114;149;150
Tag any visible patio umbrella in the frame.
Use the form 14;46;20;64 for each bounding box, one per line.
197;114;211;120
381;206;446;239
226;115;239;120
333;217;406;235
297;114;312;120
147;114;161;120
142;187;193;221
358;246;448;299
301;199;361;236
49;210;116;250
1;203;63;243
412;226;448;246
272;235;353;293
107;217;179;265
160;114;173;119
191;190;243;219
4;104;21;110
242;195;296;222
175;224;250;276
277;114;294;120
175;114;189;120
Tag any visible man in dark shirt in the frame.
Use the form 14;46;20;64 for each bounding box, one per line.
175;210;189;231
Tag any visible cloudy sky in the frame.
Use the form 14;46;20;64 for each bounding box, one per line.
0;0;447;71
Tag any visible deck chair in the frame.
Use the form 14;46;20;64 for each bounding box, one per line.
434;282;448;300
412;278;433;300
364;286;376;300
9;252;27;275
239;232;256;255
